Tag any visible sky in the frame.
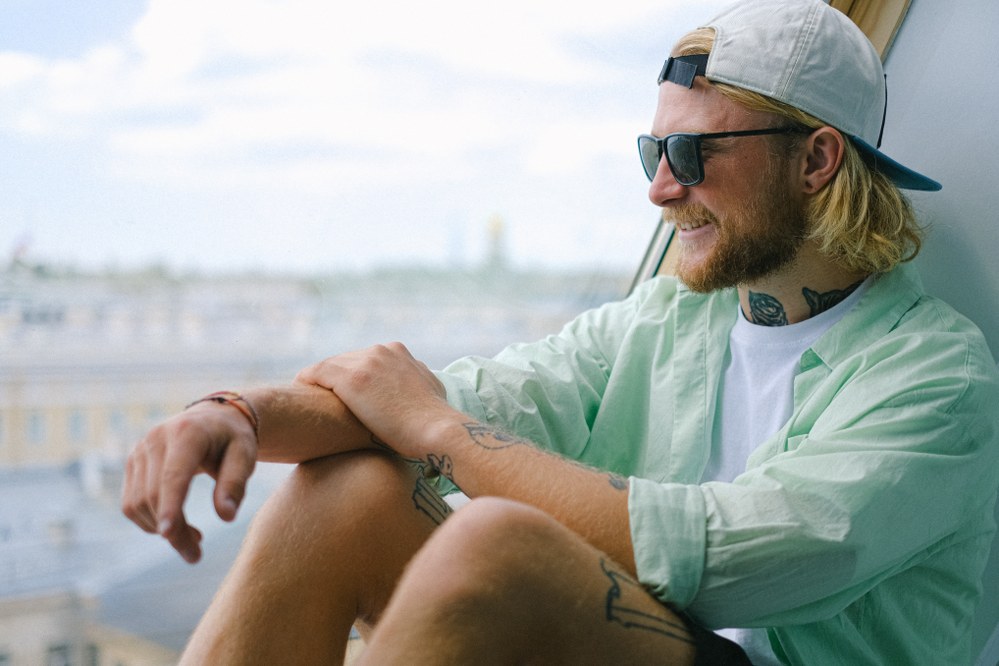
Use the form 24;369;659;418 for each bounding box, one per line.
0;0;730;274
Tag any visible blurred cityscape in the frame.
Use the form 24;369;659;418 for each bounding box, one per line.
0;230;631;664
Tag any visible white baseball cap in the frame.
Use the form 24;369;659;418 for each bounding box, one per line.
660;0;941;191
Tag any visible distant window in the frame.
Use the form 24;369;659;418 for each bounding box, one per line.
46;644;71;666
69;410;87;442
147;406;167;427
28;411;47;445
109;409;125;432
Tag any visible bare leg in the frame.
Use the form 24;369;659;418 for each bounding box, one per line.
358;497;696;665
181;450;448;665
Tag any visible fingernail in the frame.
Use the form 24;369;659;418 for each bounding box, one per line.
158;519;171;535
222;497;238;517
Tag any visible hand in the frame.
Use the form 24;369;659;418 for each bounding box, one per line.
121;401;258;563
295;342;454;459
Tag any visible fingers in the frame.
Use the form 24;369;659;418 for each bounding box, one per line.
121;406;258;563
296;342;439;395
213;437;257;522
122;424;174;534
123;446;158;533
294;344;454;461
156;434;204;537
160;518;204;564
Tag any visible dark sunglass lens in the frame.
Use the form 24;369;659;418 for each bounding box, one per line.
638;136;661;181
665;135;701;185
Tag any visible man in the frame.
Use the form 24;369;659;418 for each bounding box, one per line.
122;1;999;663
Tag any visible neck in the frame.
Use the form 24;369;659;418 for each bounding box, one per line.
737;244;869;326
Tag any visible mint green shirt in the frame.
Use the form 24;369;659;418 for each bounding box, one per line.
438;263;999;664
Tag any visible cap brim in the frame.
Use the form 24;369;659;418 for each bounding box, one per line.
851;137;942;192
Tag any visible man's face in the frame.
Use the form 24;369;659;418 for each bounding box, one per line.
647;80;808;293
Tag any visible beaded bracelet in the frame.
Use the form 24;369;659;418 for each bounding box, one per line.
185;391;260;437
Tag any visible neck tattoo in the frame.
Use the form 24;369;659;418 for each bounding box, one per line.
747;291;788;326
748;280;864;326
802;280;863;317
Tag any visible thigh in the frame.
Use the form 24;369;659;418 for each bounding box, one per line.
369;497;706;665
183;450;449;664
500;505;697;665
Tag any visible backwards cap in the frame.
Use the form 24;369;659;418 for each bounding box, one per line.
659;0;941;191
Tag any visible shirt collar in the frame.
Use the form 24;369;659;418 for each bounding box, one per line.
674;263;925;369
809;263;925;368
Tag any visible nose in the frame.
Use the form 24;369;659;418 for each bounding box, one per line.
647;155;687;206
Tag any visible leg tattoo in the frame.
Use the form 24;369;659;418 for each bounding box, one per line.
411;476;451;526
601;559;694;645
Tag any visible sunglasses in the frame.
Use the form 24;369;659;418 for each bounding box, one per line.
637;127;805;186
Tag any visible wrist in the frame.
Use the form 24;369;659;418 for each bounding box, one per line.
407;407;469;459
186;391;259;439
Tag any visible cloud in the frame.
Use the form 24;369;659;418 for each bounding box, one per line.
0;0;726;271
2;0;677;167
0;52;45;87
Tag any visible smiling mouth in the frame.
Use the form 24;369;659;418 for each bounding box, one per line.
667;204;717;233
675;218;709;231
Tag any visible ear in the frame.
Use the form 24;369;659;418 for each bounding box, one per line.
800;127;845;194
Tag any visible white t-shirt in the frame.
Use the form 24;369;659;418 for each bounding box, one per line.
703;279;871;664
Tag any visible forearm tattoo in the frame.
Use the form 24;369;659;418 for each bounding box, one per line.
601;558;694;644
608;473;628;491
463;422;628;491
463;422;532;450
426;452;455;483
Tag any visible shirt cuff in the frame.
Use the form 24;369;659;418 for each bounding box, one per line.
628;477;707;609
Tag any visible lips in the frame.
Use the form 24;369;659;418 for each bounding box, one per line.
667;205;716;232
675;218;708;231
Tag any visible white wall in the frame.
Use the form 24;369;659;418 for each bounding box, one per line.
886;0;999;357
882;1;999;661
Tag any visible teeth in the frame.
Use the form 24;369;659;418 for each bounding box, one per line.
676;219;706;231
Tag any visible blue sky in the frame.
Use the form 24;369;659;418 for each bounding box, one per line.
0;0;729;274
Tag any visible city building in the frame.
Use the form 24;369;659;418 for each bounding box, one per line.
0;257;627;663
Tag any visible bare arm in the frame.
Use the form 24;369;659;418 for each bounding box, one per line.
296;343;637;575
122;383;372;562
251;384;372;463
421;418;636;574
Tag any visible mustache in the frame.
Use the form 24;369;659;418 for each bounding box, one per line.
663;204;718;227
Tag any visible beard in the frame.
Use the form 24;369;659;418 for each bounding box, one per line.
668;164;808;293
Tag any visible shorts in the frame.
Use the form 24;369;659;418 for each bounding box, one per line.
680;614;754;665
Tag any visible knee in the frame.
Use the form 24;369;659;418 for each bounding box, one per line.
441;496;555;555
403;497;560;596
248;450;421;544
293;450;415;511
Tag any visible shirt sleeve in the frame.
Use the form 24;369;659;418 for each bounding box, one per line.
630;328;999;629
436;283;650;460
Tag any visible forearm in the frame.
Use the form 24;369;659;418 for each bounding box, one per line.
242;384;374;464
292;344;636;572
424;416;636;575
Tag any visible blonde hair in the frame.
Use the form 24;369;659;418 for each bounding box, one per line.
673;29;923;273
